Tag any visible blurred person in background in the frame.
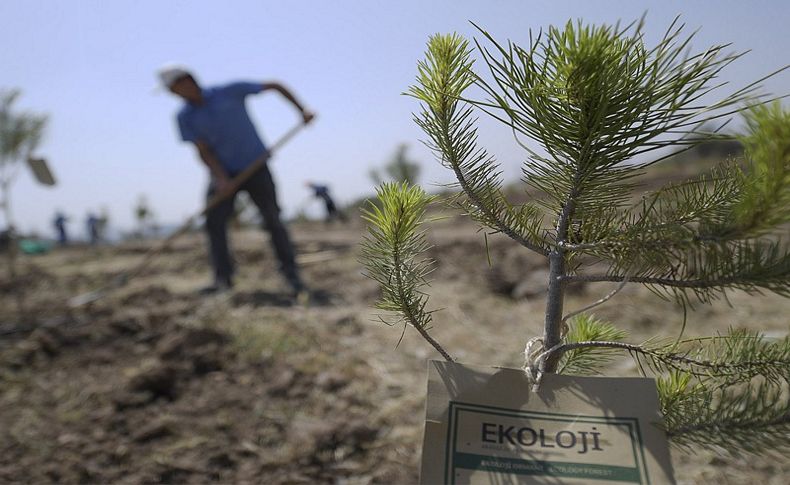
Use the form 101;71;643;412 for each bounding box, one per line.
53;211;69;245
86;212;100;245
305;181;346;223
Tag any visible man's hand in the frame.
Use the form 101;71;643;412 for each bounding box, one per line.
213;172;234;196
195;141;236;197
260;81;315;126
301;109;316;125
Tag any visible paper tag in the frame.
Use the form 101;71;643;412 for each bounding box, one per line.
420;360;675;484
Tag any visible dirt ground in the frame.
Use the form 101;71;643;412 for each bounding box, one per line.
1;212;789;484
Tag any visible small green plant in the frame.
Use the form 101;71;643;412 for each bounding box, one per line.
0;89;47;231
0;89;47;313
134;194;154;238
361;18;790;453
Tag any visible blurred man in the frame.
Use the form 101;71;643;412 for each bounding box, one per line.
305;181;347;223
53;211;68;245
86;212;100;245
159;65;313;295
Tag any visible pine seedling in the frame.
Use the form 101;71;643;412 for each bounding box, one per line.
360;18;790;454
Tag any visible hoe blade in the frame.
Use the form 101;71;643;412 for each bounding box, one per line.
27;157;56;186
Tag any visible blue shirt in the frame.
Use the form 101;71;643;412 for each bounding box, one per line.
177;82;268;174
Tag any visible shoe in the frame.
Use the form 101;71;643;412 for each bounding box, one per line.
285;274;309;301
293;286;310;305
199;277;233;295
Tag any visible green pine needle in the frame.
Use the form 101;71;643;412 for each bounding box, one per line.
557;314;628;375
659;372;790;454
730;102;790;235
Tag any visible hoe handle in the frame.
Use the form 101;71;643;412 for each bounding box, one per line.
68;120;311;307
202;121;308;214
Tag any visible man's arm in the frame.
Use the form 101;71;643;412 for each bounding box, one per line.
194;141;232;192
261;82;315;124
177;113;231;190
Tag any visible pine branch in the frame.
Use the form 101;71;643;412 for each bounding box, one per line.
556;314;628;375
614;163;745;241
653;330;790;385
566;239;790;301
360;183;453;361
558;105;790;294
727;102;790;236
468;20;769;224
659;372;790;454
552;325;790;454
566;273;747;288
550;330;790;381
559;108;790;267
408;33;550;256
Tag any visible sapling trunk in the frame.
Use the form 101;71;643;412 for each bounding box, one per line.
542;251;566;372
543;183;578;372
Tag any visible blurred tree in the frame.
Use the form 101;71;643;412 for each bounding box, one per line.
0;89;46;314
369;144;421;185
362;20;790;456
135;194;153;238
0;89;47;230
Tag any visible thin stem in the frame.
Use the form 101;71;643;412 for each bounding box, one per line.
565;273;746;289
0;178;24;316
0;177;11;228
414;325;454;362
562;274;631;324
537;340;789;375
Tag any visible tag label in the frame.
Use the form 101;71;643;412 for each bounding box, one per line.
447;403;647;483
421;361;675;484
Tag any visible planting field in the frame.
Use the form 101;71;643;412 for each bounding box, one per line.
1;214;789;484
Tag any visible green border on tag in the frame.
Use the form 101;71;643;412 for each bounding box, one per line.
444;402;650;484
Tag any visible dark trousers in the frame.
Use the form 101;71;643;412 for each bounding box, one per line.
205;164;299;284
320;196;347;223
322;195;337;215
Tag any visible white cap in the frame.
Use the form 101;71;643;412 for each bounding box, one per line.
157;64;192;88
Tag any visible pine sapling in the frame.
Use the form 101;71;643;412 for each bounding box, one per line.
361;18;790;453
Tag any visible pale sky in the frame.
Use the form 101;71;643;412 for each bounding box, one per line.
2;0;788;236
